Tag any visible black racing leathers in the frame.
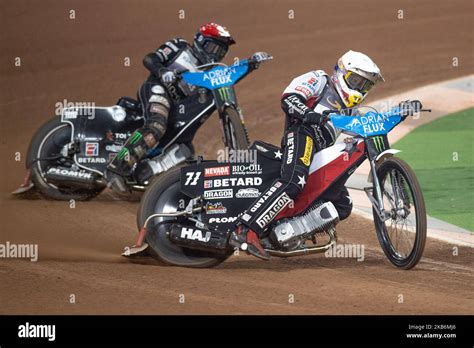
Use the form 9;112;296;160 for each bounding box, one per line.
108;38;201;177
237;70;351;236
239;123;316;233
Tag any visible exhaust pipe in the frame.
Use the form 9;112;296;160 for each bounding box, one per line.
44;167;103;190
265;228;337;258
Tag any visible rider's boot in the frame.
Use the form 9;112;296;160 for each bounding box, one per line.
105;151;133;193
104;168;129;193
229;225;270;261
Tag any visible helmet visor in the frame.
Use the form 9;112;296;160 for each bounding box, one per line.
202;40;228;61
344;71;374;94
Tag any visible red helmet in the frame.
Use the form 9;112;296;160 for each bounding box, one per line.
194;23;235;63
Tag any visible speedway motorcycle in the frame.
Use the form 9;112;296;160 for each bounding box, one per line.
13;54;272;200
131;100;430;269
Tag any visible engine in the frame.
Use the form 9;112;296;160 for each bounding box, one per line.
271;201;340;250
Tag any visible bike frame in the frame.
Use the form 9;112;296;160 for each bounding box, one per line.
161;60;258;153
180;60;256;143
56;59;266;179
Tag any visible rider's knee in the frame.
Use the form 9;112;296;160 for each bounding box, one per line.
279;177;306;199
138;122;165;150
280;165;309;199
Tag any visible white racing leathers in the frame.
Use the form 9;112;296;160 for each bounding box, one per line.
237;70;351;236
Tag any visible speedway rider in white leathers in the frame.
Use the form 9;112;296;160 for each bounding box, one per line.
230;50;385;260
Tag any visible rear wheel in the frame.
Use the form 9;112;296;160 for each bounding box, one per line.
373;157;427;269
222;107;249;150
137;166;231;267
28;117;104;200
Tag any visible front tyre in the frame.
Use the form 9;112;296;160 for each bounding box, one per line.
373;157;427;269
222;107;250;150
137;166;230;268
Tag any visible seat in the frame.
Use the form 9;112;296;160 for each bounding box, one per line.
116;96;142;115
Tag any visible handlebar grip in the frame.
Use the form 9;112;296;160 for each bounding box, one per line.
322;109;339;116
248;55;273;64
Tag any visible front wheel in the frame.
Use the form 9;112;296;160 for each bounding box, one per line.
137;166;231;268
222;107;250;150
373;157;427;269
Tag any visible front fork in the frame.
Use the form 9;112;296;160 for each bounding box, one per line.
213;87;241;146
364;159;390;222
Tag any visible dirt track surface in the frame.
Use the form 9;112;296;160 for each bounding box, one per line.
1;0;473;314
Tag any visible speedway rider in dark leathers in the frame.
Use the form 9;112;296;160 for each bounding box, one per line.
106;23;266;191
230;50;384;260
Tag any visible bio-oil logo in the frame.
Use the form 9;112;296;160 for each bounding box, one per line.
18;322;56;341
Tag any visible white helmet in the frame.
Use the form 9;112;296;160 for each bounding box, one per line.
332;50;384;108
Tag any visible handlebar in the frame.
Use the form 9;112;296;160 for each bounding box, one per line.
322;109;340;116
176;55;273;76
248;55;274;64
399;100;432;118
322;100;431;120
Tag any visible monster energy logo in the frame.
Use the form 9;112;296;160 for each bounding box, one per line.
116;147;129;160
129;131;142;145
116;131;142;160
217;87;233;102
372;136;385;152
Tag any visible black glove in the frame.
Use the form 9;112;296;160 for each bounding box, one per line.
160;69;177;85
399;100;423;117
302;111;325;126
249;51;271;70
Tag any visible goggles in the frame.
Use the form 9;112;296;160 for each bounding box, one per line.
344;71;374;94
202;40;228;61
